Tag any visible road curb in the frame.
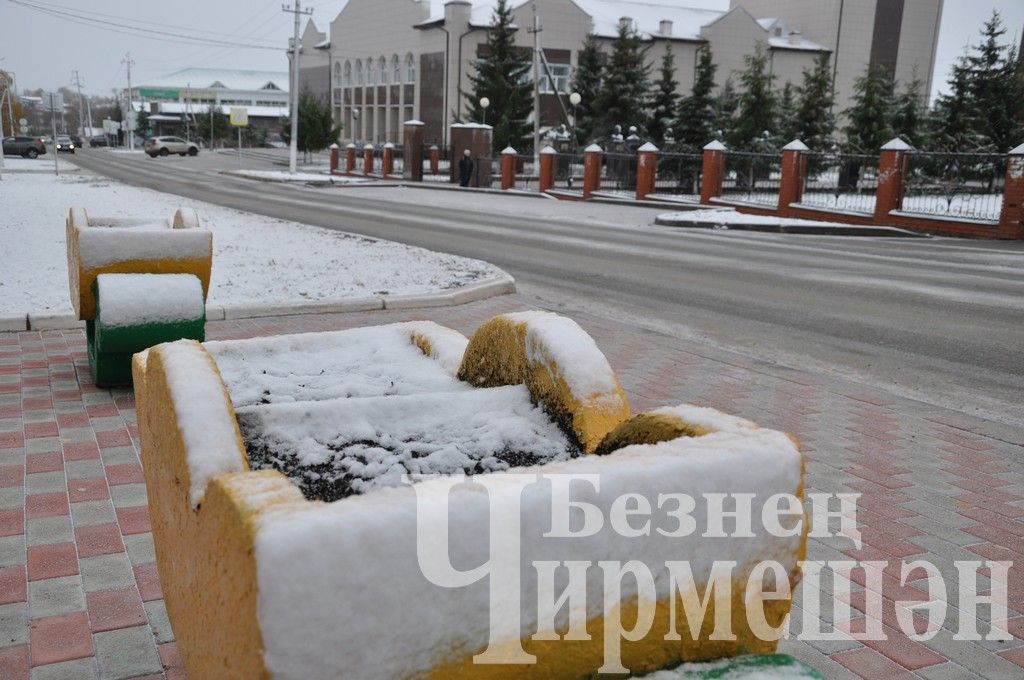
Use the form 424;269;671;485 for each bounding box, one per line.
17;274;517;332
654;214;927;237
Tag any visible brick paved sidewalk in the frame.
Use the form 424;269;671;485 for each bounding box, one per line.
1;294;1021;679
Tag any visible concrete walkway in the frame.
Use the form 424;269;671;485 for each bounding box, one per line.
1;295;1021;679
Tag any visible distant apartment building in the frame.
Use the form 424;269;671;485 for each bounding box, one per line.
294;0;941;146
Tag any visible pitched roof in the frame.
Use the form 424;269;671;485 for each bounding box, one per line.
574;0;724;40
139;68;290;93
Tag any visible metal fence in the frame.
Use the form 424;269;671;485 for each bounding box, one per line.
510;154;538;191
799;153;880;214
901;152;1005;222
604;152;638;194
654;152;703;199
552;152;584;190
721;151;781;206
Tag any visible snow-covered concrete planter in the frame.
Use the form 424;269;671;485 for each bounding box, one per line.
134;313;806;680
67;206;212;385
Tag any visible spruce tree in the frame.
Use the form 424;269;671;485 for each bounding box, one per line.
282;88;342;153
196;106;232;147
464;0;532;152
931;57;981;150
675;45;717;150
891;70;926;147
729;43;776;150
647;45;679;145
965;12;1021;151
794;53;835;150
593;21;650;139
842;64;895;152
775;82;798;144
570;33;605;145
712;77;739;145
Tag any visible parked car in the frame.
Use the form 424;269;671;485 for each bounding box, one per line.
55;136;76;153
89;136;109;148
144;136;199;158
70;135;84;148
2;136;47;158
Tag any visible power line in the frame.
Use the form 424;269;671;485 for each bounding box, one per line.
8;0;282;50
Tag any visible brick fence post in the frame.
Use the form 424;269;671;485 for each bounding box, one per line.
636;142;658;201
778;139;809;213
382;143;395;177
700;140;727;205
363;143;374;176
539;145;556;193
329;143;339;175
875;137;912;222
430;145;440;175
345;143;356;175
501;147;517;190
403;120;424;182
583;143;603;199
999;143;1024;238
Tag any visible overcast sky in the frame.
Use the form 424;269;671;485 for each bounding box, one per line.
1;0;1022;101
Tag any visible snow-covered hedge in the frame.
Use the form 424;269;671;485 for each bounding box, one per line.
66;206;212;320
134;316;806;680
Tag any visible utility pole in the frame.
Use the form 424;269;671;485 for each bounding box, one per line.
72;70;86;136
122;53;135;150
0;89;6;181
282;1;312;174
531;4;541;164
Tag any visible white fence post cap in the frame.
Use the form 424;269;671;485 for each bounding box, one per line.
346;143;356;149
881;137;913;151
584;143;603;153
501;146;517;155
540;145;557;155
782;139;809;151
384;142;395;149
637;142;659;152
1008;142;1024;155
703;140;727;151
363;143;374;150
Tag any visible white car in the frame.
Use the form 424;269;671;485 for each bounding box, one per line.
144;136;200;158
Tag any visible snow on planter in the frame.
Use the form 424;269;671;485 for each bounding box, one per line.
66;205;212;321
134;315;806;680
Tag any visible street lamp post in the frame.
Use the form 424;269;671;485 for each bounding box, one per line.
568;91;581;189
479;97;490;126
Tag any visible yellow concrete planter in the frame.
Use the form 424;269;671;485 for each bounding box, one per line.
66;206;213;321
134;314;806;680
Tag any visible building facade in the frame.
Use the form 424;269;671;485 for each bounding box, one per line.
295;0;941;147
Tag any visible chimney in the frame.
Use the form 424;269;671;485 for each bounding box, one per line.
659;19;673;36
619;16;633;32
445;0;472;27
788;30;802;45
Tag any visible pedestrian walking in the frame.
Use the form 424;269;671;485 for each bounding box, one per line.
458;149;474;187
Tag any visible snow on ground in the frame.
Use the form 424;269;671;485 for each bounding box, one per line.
227;169;370;184
0;170;505;315
659;209;851;227
1;156;76;172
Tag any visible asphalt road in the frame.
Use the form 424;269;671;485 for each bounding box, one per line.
70;149;1024;425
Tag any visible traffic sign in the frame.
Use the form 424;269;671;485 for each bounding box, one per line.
41;91;63;112
230;107;248;127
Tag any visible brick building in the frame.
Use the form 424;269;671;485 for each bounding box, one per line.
295;0;942;147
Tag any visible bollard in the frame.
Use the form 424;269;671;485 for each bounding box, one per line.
636;142;658;201
583;144;603;199
501;147;517;190
539;146;556;193
345;144;356;174
383;143;395;177
329;143;339;175
700;140;727;204
363;144;374;176
430;145;440;175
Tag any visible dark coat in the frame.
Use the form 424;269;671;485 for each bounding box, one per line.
458;155;474;186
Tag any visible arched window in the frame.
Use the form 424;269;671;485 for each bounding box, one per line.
344;60;352;87
392;54;400;83
355;59;363;85
333;61;342;86
367;56;376;85
379;56;388;84
405;53;416;83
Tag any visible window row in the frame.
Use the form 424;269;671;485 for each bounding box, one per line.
334;54;416;87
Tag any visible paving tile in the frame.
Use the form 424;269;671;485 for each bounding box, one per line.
26;544;77;582
29;611;92;666
27;576;86;619
92;625;162;680
113;507;149;536
24;494;68;520
25;517;73;549
99;464;142;487
78;554;134;593
107;484;145;509
0;644;29;678
0;535;26;569
131;565;161;603
25;453;63;475
23;473;64;497
87;589;146;633
0;488;24;511
0;566;26;606
30;657;100;680
122;534;154;567
62;460;104;481
0;508;23;538
73;525;123;559
69;501;116;529
143;600;172;644
97;448;137;467
66;479;108;504
0;602;29;647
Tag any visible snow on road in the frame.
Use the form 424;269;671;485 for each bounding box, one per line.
227;169;371;184
0;169;505;316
